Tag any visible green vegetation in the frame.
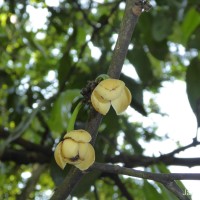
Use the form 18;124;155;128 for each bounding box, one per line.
0;0;200;199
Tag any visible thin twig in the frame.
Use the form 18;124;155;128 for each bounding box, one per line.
163;139;200;157
107;140;200;168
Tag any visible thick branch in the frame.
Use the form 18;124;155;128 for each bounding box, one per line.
93;162;199;200
0;129;52;157
50;0;142;199
1;149;50;164
93;162;200;181
108;0;141;78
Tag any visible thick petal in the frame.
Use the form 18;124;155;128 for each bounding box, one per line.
91;90;111;115
78;143;89;160
75;144;95;171
111;86;132;115
64;130;91;143
54;142;67;169
95;79;125;101
61;139;79;159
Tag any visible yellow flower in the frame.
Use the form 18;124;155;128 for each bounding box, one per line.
91;79;132;115
54;130;95;171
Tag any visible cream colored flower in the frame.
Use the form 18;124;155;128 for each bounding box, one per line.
54;130;95;171
91;79;132;115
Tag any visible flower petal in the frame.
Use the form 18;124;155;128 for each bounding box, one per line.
95;79;125;101
111;86;132;115
64;130;91;143
61;139;79;159
91;90;111;115
54;142;67;169
78;143;89;160
75;144;95;171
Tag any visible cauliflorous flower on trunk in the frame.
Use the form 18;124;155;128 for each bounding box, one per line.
91;79;132;115
54;130;95;171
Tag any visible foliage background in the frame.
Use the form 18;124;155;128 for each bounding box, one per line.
0;0;200;199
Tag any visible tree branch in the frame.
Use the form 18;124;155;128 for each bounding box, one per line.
50;0;142;199
93;162;199;200
108;0;142;78
163;138;200;157
107;140;200;168
0;129;52;157
17;164;47;200
93;162;200;182
0;94;57;157
108;154;200;168
1;149;50;164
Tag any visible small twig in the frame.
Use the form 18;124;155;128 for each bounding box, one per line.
107;140;200;168
163;139;200;157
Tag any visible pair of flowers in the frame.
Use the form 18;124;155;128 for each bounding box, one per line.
54;78;132;171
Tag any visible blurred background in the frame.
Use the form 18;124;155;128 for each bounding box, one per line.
0;0;200;199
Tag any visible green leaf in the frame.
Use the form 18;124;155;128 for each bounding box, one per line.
137;13;169;60
58;52;73;90
143;180;162;200
50;159;72;186
182;8;200;45
187;27;200;50
120;117;144;154
48;89;81;135
152;12;173;41
148;39;169;61
186;57;200;127
152;164;189;199
121;74;147;116
158;183;179;200
72;170;101;197
58;29;77;89
127;47;154;85
0;69;13;86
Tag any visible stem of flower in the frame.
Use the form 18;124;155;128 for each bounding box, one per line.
95;74;110;82
67;102;83;132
